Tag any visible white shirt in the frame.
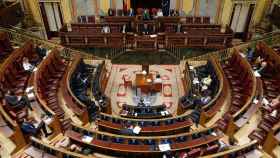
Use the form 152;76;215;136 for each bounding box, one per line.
102;26;110;33
157;11;163;17
23;62;34;71
271;110;278;117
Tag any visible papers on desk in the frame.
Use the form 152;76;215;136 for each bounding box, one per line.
192;78;199;84
82;135;93;143
154;78;162;83
25;86;34;93
189;66;194;70
254;71;261;77
46;50;51;55
158;144;171;151
33;67;38;72
146;79;152;83
262;98;269;106
161;110;169;116
150;34;157;38
133;126;142;134
33;122;40;128
253;99;259;104
27;92;35;100
211;131;217;136
44;116;53;125
120;110;129;116
240;53;246;58
201;85;208;91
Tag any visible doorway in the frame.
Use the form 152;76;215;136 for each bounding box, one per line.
230;3;255;40
39;2;63;39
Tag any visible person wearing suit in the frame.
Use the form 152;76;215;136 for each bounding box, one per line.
35;44;47;60
108;8;114;16
4;90;33;110
128;8;134;16
102;25;111;34
22;57;35;73
20;116;52;137
143;9;150;20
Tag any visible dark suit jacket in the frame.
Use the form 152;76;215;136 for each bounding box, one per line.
5;95;19;106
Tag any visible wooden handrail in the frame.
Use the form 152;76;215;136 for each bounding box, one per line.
200;140;258;158
0;41;34;127
33;50;57;116
232;50;257;119
65;54;86;108
71;123;219;139
28;137;93;158
202;56;224;111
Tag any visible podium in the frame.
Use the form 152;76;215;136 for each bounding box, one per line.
135;73;162;94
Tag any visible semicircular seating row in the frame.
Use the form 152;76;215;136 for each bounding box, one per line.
0;33;279;158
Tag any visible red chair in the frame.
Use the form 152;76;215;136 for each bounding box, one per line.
123;75;132;89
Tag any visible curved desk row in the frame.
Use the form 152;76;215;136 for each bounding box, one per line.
217;50;257;137
66;123;223;157
120;104;171;119
199;56;230;126
0;41;36;152
251;41;280;156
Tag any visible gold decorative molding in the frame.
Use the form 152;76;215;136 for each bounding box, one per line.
231;0;256;4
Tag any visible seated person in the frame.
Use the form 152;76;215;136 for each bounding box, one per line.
143;9;150;20
256;60;267;75
20;116;52;137
271;109;278;117
170;9;179;16
202;75;212;86
200;95;212;105
4;90;33;110
76;72;88;88
22;57;35;73
122;24;127;33
253;56;264;68
156;9;163;17
128;8;134;16
108;8;114;16
271;95;280;107
69;144;82;153
263;95;280;111
35;44;47;60
177;23;182;33
246;47;254;62
102;25;111;34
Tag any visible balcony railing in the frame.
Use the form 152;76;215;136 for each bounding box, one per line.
186;30;280;62
0;27;279;63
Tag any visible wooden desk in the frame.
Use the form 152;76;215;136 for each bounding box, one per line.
135;74;154;93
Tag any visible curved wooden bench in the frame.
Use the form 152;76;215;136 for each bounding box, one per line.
96;113;193;136
16;136;93;158
61;54;88;124
217;50;257;137
34;49;67;134
0;41;38;152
